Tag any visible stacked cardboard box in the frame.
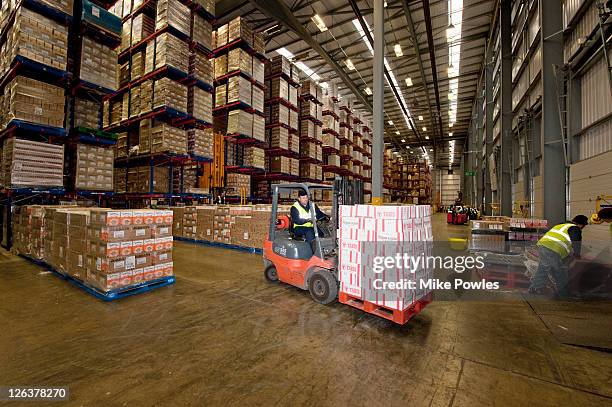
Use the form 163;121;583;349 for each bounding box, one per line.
146;32;190;74
227;110;253;137
192;14;213;51
228;48;252;75
153;78;188;113
268;126;289;150
190;87;213;124
244;146;265;169
80;37;117;90
193;51;213;85
269;156;290;174
299;162;318;180
74;98;100;129
1;76;65;128
1;8;68;73
339;205;433;310
189;128;214;158
149;123;188;155
172;207;184;236
267;77;289;102
266;104;289;126
215;83;227;107
253;115;265;142
114;167;127;192
226;173;250;196
228;17;252;45
214;55;227;79
155;0;190;36
326;154;341;167
252;86;264;113
266;55;291;77
86;209;174;291
322;132;340;151
74;144;114;191
196;205;216;240
127;165;169;193
227;76;251;105
0;138;64;188
129;14;155;46
181;206;197;238
252;59;264;84
290;158;299;176
289;133;300;154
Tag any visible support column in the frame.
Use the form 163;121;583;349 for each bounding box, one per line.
371;0;385;205
475;93;484;212
540;0;566;224
484;57;493;214
500;0;513;216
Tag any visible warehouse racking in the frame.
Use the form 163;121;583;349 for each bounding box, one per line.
212;16;267;202
100;0;215;207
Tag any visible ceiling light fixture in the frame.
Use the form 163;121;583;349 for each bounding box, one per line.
422;127;427;132
418;115;423;121
388;120;394;125
345;59;355;70
364;87;372;95
311;14;328;32
394;43;403;57
405;77;413;87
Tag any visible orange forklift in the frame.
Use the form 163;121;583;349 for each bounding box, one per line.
262;179;362;304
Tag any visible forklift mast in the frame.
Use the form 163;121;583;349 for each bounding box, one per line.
331;177;364;239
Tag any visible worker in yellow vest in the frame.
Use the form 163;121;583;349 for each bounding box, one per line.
529;215;589;296
290;189;329;243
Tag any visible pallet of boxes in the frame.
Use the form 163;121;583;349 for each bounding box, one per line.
12;207;176;298
468;217;509;252
338;204;434;324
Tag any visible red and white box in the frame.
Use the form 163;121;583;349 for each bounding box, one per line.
120;211;133;226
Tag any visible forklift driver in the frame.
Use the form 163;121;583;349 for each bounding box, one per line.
291;189;329;243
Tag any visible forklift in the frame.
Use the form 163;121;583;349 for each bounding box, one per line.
262;178;363;304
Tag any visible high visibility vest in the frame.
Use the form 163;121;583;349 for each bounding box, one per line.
537;223;574;258
292;202;313;228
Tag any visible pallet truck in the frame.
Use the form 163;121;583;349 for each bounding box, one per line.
262;178;362;304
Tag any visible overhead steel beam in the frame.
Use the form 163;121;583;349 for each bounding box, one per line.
348;0;427;150
246;0;373;111
421;0;444;144
402;0;437;153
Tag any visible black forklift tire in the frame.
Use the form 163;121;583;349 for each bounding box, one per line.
264;265;279;283
308;269;338;305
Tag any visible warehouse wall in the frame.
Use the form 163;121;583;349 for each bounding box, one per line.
569;150;612;252
436;171;462;206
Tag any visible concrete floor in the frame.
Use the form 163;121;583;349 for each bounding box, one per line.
1;214;611;406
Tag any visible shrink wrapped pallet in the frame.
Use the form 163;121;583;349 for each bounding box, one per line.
251;86;264;113
1;8;68;72
228;16;252;45
192;13;212;51
252;59;264;85
267;126;288;150
189;128;214;158
193;51;213;85
244;146;265;169
338;205;433;309
153;78;188;113
227;76;251;105
266;104;289;126
150;123;188;155
215;84;227;107
252;115;265;142
269;156;290;174
74;98;100;129
74;144;114;191
155;0;190;36
191;87;213;124
266;55;291;77
80;37;117;90
1;76;65;128
130;13;155;45
1;138;64;188
145;32;190;74
214;55;227;79
227;48;252;75
227;110;253;137
289;86;298;107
